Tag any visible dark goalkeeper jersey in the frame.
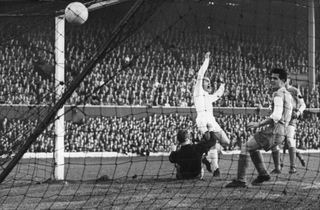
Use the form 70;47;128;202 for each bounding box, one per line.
169;132;216;179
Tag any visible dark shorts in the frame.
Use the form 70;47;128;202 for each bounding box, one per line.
175;164;201;180
254;123;286;151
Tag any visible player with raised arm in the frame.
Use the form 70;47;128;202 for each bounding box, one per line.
226;68;292;188
193;52;230;177
271;75;306;174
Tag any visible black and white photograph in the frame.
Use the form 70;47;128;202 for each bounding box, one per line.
0;0;319;209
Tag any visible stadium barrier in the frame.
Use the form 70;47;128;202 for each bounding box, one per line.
21;149;320;159
1;104;319;120
0;104;283;120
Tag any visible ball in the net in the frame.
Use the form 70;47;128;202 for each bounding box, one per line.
65;2;88;25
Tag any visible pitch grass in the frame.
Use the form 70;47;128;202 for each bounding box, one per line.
1;153;320;209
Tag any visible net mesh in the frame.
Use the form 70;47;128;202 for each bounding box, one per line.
0;0;320;209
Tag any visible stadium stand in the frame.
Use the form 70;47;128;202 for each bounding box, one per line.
0;9;319;107
1;112;319;155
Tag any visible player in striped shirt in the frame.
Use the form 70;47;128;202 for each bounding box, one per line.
226;68;292;187
193;52;230;177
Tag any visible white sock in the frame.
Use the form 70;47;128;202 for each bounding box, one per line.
208;149;219;171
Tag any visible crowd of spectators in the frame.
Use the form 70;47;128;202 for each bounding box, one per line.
1;112;319;156
0;2;319;108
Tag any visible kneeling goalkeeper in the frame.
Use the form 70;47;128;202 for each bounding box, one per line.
169;129;217;180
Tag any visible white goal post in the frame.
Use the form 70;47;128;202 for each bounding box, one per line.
54;15;65;180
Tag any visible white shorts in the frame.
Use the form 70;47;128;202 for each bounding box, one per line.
286;125;296;139
286;125;296;147
196;114;222;134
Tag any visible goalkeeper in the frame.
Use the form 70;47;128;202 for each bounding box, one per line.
169;129;217;180
193;51;230;177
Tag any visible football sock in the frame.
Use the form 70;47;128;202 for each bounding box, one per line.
289;147;296;169
210;149;219;171
250;150;268;176
237;154;248;182
272;150;281;171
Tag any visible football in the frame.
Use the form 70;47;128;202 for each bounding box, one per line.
65;2;88;25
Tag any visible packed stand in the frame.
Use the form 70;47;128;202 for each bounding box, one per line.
0;3;319;108
0;112;319;156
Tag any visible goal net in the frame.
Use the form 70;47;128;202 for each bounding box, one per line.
0;0;320;209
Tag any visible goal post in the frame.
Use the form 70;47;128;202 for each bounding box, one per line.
308;0;316;91
54;15;65;181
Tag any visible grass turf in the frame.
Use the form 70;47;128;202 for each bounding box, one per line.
1;152;320;209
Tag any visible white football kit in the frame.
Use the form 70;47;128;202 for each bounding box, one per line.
193;57;225;134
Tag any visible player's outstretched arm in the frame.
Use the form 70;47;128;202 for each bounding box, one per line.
209;76;225;103
209;84;225;103
197;52;210;80
296;92;306;118
194;52;211;96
